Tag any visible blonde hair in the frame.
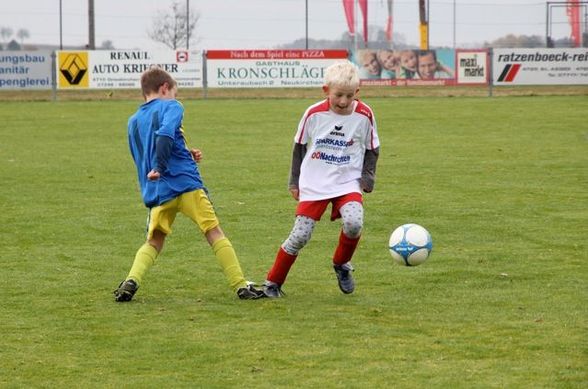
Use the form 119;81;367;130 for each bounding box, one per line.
324;61;360;89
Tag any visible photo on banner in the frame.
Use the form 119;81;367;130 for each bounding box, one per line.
351;48;456;81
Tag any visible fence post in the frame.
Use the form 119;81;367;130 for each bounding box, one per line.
51;51;57;101
488;47;493;97
202;50;208;99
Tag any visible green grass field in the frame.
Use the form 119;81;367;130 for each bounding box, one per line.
1;95;586;388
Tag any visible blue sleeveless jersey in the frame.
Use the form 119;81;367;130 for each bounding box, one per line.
127;98;203;207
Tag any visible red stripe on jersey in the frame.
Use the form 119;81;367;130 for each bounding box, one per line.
297;100;330;143
354;100;376;149
354;100;373;124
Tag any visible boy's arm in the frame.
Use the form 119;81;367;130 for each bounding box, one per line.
361;147;380;193
153;135;174;174
288;143;307;199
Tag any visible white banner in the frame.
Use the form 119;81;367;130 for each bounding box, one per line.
56;50;203;89
456;50;489;85
493;48;588;85
206;50;349;88
0;51;52;90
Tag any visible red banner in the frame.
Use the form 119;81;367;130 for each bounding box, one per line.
343;0;355;36
359;0;368;43
567;1;581;47
206;50;348;60
385;0;393;42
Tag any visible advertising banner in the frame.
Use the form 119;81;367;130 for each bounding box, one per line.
456;50;489;85
352;48;456;86
205;50;348;88
0;51;52;90
56;50;203;89
493;48;588;85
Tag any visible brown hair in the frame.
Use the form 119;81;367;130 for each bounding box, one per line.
140;67;176;98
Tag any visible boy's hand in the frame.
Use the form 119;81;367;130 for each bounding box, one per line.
190;148;203;162
147;169;161;181
360;178;374;193
289;188;299;201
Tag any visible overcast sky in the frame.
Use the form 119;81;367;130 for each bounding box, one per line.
0;0;577;50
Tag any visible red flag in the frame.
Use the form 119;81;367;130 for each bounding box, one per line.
343;0;355;36
358;0;368;44
385;0;393;42
567;0;581;47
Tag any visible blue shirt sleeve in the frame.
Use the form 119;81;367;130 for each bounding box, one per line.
156;100;183;139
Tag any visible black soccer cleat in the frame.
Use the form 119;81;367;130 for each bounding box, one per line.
114;279;139;302
237;284;267;300
333;262;355;294
262;281;285;298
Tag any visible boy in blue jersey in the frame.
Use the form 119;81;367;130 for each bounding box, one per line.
114;67;265;301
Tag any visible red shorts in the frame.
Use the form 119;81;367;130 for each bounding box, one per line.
296;192;363;221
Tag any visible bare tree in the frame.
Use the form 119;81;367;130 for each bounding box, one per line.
16;28;30;46
1;27;13;48
483;34;544;48
101;40;115;50
148;1;199;49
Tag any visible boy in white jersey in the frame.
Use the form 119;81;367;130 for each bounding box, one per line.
263;61;380;297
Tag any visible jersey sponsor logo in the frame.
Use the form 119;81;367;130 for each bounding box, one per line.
315;137;354;147
311;151;351;164
330;125;345;137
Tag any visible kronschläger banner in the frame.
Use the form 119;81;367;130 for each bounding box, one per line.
493;48;588;85
206;50;348;88
56;50;203;89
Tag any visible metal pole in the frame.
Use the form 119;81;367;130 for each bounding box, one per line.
88;0;95;49
453;0;456;49
427;0;430;49
186;0;190;49
305;0;309;49
354;0;358;52
51;51;57;101
488;48;493;98
545;1;549;47
59;0;63;50
202;51;207;99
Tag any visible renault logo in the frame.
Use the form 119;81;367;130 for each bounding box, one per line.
60;54;88;85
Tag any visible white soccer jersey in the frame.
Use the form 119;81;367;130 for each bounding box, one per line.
294;99;380;201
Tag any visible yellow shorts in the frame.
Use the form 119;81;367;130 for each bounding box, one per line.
146;189;219;239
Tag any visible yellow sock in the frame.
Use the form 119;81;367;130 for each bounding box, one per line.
127;243;158;285
212;237;247;292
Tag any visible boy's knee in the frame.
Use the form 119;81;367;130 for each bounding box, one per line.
284;234;310;253
343;220;363;238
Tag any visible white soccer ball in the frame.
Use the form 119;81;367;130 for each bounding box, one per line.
388;224;433;266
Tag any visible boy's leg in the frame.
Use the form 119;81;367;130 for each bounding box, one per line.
333;201;363;265
266;215;316;286
208;230;265;299
182;190;263;298
115;200;177;302
127;229;165;285
206;226;248;292
114;229;166;302
332;201;363;294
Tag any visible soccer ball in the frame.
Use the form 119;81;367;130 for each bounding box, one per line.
388;224;433;266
